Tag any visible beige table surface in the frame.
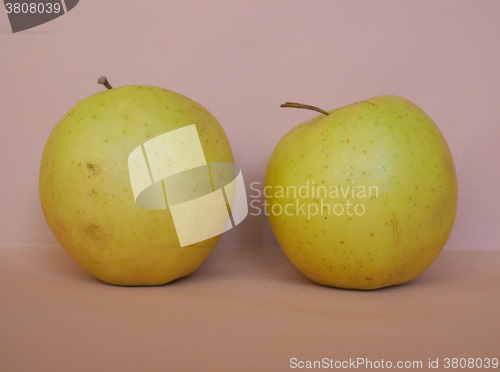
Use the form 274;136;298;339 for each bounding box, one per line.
1;246;499;372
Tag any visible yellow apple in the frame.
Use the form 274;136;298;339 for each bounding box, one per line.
39;78;233;285
265;96;458;290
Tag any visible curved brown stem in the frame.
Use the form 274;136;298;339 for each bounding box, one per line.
97;76;113;90
280;102;329;116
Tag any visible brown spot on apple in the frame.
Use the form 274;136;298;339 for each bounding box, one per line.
84;223;113;246
86;163;102;177
84;223;101;240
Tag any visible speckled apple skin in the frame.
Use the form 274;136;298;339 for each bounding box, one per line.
265;95;458;290
40;86;233;286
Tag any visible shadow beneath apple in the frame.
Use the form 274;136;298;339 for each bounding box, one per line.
188;242;311;283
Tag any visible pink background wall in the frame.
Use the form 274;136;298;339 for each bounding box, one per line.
1;0;499;250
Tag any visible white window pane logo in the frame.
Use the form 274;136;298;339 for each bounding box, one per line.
128;124;247;247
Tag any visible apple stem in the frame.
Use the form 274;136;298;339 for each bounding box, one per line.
97;76;113;90
280;102;330;116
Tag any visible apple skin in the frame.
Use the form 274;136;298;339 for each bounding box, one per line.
40;85;233;286
265;95;458;290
